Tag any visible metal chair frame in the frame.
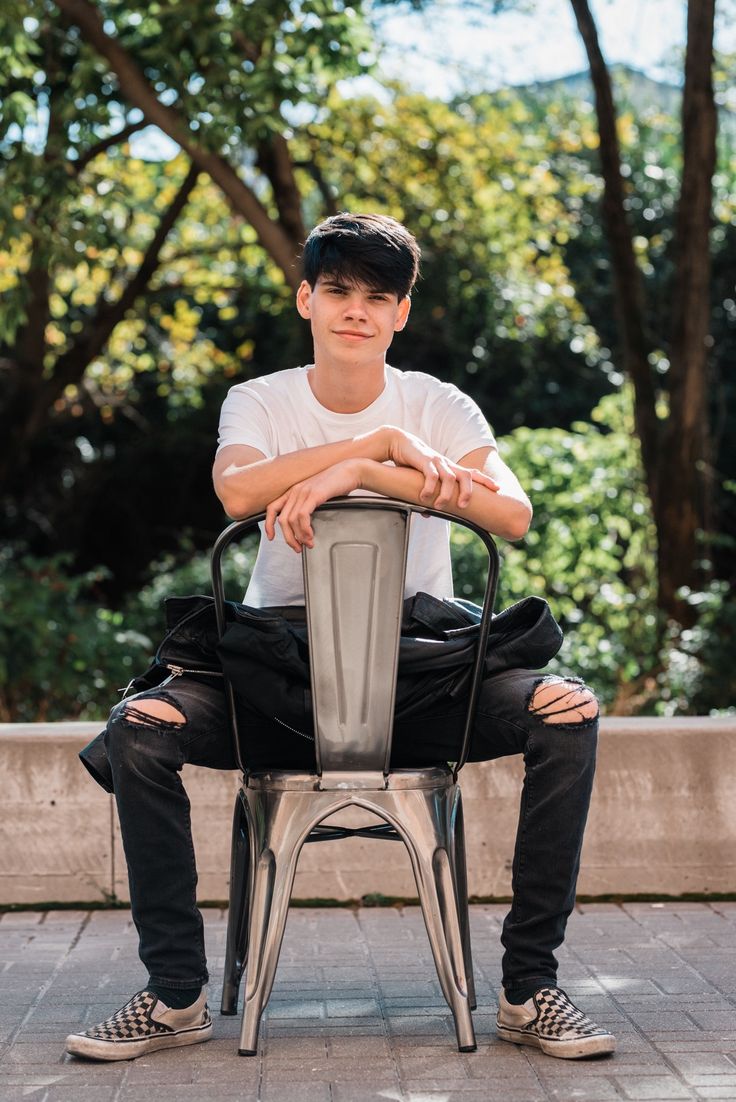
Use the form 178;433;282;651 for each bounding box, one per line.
212;498;499;1055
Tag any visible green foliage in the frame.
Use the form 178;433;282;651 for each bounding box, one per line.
299;85;609;429
453;386;659;711
2;405;731;721
1;11;733;719
0;549;151;722
0;535;259;722
454;386;735;715
0;0;369;362
659;582;736;716
125;533;259;642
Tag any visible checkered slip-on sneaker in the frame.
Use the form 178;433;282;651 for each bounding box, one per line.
65;989;212;1061
496;986;616;1059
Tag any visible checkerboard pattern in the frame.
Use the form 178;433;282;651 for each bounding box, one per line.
82;991;174;1040
530;986;608;1040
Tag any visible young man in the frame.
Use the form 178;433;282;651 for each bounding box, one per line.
68;213;614;1062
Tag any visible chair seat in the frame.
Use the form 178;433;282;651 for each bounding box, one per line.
245;764;455;792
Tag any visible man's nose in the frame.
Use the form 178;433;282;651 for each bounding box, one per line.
343;292;368;318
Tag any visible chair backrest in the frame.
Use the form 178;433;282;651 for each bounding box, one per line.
211;497;499;782
303;503;410;779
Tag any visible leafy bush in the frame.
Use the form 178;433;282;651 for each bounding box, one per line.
0;532;259;722
0;550;151;722
124;532;259;641
452;387;734;715
656;582;736;716
3;398;731;720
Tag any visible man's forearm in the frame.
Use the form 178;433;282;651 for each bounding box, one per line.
216;428;393;518
356;459;531;541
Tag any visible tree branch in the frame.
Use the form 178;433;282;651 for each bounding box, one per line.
35;161;200;420
232;29;262;66
15;24;65;374
55;0;301;288
73;119;146;173
256;133;307;245
293;154;339;218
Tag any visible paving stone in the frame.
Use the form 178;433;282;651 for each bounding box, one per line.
329;1087;404;1102
614;1075;696;1099
544;1081;622;1100
395;1053;470;1078
118;1089;256;1101
4;904;736;1099
259;1086;331;1102
402;1079;548;1098
40;1089;121;1102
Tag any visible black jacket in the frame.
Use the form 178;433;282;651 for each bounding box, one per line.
153;590;563;737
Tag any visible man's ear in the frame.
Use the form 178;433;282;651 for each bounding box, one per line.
394;295;411;331
296;280;312;319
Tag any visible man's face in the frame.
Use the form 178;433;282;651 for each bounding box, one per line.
296;276;410;366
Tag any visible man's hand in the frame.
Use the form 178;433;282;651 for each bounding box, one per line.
264;459;362;552
386;427;500;508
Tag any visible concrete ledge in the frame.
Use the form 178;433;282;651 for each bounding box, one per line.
2;717;735;905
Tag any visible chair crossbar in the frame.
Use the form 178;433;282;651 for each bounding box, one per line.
305;823;403;844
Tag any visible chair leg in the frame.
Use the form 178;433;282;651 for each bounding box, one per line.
221;788;251;1016
238;790;313;1056
393;789;476;1053
451;789;477;1011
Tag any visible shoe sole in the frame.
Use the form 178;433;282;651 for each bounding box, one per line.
497;1022;616;1059
65;1021;212;1062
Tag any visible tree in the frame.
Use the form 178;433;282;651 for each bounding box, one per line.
569;0;718;620
297;84;610;429
385;0;722;619
0;0;368;495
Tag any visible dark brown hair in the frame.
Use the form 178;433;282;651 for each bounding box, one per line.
302;213;420;300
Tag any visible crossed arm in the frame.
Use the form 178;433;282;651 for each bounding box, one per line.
212;425;532;552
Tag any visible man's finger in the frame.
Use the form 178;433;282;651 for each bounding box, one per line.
433;464;457;508
292;505;315;549
277;506;302;553
264;497;286;539
456;469;473;508
420;461;439;502
472;470;500;492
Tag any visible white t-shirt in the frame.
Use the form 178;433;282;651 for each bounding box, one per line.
217;365;495;606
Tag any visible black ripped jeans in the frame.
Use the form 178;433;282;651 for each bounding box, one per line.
80;669;598;999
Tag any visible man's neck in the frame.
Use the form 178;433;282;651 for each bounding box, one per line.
307;358;387;414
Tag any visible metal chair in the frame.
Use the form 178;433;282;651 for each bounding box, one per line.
212;498;499;1055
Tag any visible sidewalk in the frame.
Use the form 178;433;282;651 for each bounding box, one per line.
2;903;736;1102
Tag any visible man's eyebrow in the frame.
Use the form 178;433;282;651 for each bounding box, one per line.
321;277;391;294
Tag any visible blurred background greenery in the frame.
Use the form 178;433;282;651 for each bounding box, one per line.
1;0;733;721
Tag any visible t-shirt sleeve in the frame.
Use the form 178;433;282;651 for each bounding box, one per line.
425;381;496;463
216;384;273;457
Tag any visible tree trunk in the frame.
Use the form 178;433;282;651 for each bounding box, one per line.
0;38;63;492
0;164;199;491
655;0;717;616
570;0;717;621
569;0;659;505
257;134;308;247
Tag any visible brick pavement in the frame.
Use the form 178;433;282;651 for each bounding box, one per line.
1;903;736;1102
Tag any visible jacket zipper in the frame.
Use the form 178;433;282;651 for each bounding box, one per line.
164;663;223;677
273;716;314;742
